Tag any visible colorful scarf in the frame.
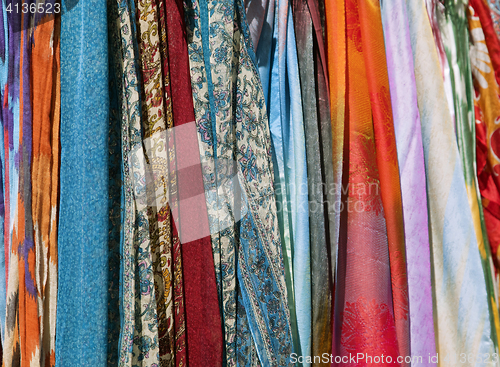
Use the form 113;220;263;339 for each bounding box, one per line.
323;1;346;352
332;0;410;364
248;0;311;361
488;0;500;39
185;0;294;365
31;9;60;367
438;0;500;350
406;0;496;362
291;0;333;363
165;0;223;365
380;0;436;363
56;0;111;365
469;1;500;303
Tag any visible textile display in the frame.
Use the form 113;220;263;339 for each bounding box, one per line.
3;0;500;366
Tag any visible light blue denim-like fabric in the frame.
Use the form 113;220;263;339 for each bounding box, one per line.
56;1;110;365
251;0;310;363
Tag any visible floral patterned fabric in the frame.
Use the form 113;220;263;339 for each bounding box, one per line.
184;0;294;365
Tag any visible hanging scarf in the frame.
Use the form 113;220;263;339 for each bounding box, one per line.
469;1;500;299
438;0;500;351
358;1;410;360
164;0;223;365
56;0;111;365
426;0;457;127
247;0;311;361
291;0;333;363
405;0;497;363
323;1;346;352
2;6;40;367
31;10;60;367
380;0;436;363
106;2;124;365
488;0;500;39
185;0;294;365
133;0;176;364
332;0;410;363
470;0;500;87
0;0;7;351
277;1;311;363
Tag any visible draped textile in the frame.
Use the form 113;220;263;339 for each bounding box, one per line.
323;2;346;352
405;0;496;363
426;0;457;124
1;5;40;367
333;0;402;364
106;3;124;365
290;5;320;363
164;0;223;365
184;0;294;365
56;0;111;365
471;0;500;87
154;0;184;362
0;0;7;349
380;0;436;363
469;2;500;295
278;1;311;363
134;0;174;364
438;0;500;350
358;1;410;361
291;0;333;363
247;0;310;361
31;10;60;367
106;0;155;365
487;0;500;42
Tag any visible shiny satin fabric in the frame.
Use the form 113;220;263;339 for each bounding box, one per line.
323;0;346;358
358;1;410;362
405;0;497;364
469;0;500;322
380;0;437;363
438;0;500;352
470;0;500;87
333;0;402;365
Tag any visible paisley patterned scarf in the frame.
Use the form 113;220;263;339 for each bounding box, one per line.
185;0;294;365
